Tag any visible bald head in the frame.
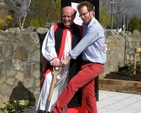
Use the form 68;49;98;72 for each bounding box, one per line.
62;6;76;15
61;6;76;28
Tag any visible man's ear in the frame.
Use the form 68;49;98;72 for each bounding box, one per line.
90;11;94;16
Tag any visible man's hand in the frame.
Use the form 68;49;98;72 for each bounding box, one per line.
52;60;62;67
103;44;107;52
61;55;71;66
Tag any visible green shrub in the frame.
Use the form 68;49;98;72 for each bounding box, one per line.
0;100;30;113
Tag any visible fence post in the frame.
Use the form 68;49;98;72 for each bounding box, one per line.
134;48;141;74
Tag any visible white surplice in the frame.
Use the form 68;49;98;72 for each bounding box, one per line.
36;25;72;113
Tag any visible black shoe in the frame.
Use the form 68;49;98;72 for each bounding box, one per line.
40;111;50;113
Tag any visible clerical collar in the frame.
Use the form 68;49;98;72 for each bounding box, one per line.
66;26;72;29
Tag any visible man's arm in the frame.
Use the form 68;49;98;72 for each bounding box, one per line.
61;55;72;66
61;24;105;65
42;25;61;67
70;25;104;59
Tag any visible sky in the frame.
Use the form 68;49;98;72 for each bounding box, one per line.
132;0;141;19
136;0;141;5
134;0;141;10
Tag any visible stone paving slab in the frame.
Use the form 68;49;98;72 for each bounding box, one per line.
27;90;141;113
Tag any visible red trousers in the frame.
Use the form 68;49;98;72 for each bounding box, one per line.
53;63;104;113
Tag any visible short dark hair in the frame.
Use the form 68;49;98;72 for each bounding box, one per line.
77;1;95;12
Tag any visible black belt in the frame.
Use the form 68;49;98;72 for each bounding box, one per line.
83;61;104;65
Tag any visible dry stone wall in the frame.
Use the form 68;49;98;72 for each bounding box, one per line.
0;26;47;108
0;26;141;108
102;29;141;78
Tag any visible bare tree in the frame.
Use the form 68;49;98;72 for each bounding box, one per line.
4;0;31;29
100;0;139;16
113;0;139;30
100;0;140;30
100;0;111;9
113;0;138;14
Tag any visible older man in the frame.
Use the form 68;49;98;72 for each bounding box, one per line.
36;6;82;113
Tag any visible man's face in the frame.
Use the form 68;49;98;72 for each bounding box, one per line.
79;6;94;24
62;10;74;28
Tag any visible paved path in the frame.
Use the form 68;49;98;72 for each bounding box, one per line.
27;90;141;113
97;90;141;113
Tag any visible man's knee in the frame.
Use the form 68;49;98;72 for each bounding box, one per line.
68;80;78;93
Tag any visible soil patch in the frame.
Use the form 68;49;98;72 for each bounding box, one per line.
104;65;141;81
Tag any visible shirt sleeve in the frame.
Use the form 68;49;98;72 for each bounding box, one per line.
70;24;104;59
42;25;57;61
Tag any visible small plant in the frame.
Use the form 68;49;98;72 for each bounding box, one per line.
119;64;134;76
126;65;134;76
0;100;30;113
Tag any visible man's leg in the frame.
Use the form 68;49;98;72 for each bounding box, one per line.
52;63;104;113
82;80;98;113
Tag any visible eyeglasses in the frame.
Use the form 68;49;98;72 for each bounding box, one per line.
79;12;89;17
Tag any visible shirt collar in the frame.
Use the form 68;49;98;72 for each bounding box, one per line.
64;22;75;29
83;17;96;28
88;17;96;27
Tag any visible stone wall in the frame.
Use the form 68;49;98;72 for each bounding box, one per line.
0;26;141;108
102;29;141;78
0;27;48;108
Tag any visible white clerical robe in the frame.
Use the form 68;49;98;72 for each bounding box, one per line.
36;25;72;113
